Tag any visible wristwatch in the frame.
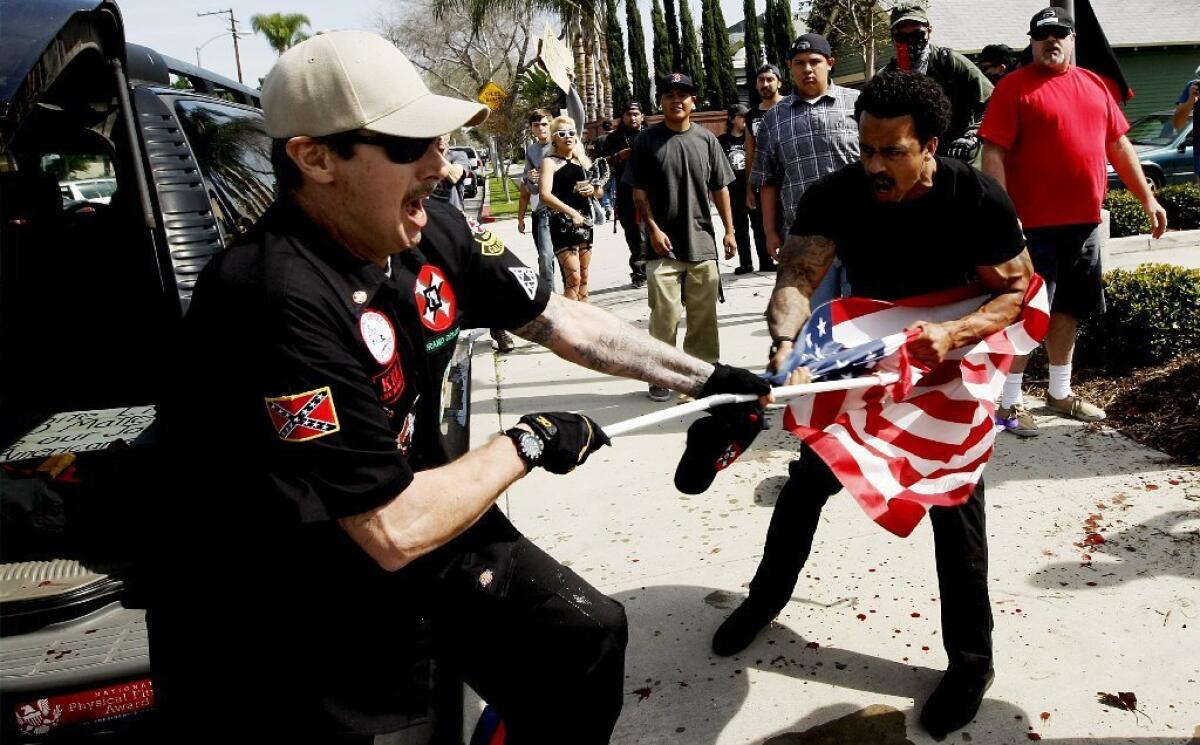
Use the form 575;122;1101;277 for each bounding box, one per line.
505;427;544;470
769;336;794;359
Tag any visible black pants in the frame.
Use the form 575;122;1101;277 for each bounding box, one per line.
748;445;993;673
729;182;754;270
746;187;776;269
149;510;627;744
429;510;628;744
615;183;646;279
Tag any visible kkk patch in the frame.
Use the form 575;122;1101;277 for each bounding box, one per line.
414;264;457;333
509;267;538;301
372;359;406;404
359;309;397;365
265;386;340;442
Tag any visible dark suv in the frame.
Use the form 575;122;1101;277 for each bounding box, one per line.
1;2;472;741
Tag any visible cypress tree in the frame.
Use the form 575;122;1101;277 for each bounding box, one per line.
742;0;764;106
700;0;722;107
711;0;740;107
770;0;796;73
663;0;683;71
604;0;632;114
679;0;704;100
625;0;653;112
650;0;672;101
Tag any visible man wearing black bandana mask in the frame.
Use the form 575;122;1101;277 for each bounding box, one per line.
884;4;993;165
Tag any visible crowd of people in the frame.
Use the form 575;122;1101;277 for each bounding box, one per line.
143;4;1186;743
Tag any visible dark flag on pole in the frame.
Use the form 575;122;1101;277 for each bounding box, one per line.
1072;0;1133;102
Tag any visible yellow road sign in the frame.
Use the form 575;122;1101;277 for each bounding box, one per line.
478;81;507;111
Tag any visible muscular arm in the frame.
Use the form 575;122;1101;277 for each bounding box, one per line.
514;293;715;395
1107;134;1167;238
980;141;1007;190
907;250;1034;366
338;434;526;572
767;234;837;342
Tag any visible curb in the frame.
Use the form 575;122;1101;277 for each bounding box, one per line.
1108;227;1200;254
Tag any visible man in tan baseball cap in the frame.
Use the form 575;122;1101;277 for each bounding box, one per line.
149;28;771;743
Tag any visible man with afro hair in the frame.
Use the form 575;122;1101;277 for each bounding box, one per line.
714;70;1035;739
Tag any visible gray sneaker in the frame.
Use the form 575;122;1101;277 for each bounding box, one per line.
1046;394;1106;422
995;403;1039;437
648;385;671;402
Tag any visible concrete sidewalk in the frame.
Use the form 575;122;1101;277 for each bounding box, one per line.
468;217;1200;744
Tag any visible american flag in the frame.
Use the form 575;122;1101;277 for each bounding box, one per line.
777;276;1050;537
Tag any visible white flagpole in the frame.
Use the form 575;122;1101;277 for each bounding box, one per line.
602;373;900;437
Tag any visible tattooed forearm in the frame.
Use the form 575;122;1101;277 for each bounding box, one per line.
514;295;713;394
767;234;837;340
631;189;662;233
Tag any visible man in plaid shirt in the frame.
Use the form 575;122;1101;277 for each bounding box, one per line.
751;33;859;307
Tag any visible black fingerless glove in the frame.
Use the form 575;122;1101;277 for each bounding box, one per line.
700;362;771;399
518;412;611;475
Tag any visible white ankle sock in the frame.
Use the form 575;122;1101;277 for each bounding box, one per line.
1001;373;1024;408
1048;364;1072;400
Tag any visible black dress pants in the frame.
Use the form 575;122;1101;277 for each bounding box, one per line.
615;183;646;279
747;444;993;673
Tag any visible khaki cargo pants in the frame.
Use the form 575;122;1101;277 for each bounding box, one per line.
646;257;721;363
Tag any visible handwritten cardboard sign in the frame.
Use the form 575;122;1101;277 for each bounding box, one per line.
0;406;156;463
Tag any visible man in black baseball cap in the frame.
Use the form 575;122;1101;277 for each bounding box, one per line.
659;71;698;96
788;32;833;59
1028;5;1073;35
884;2;992;164
603;99;648;285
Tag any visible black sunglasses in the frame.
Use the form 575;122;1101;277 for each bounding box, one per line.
1030;27;1071;41
338;132;436;164
891;30;928;44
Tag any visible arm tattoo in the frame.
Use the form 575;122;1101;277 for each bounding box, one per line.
767;235;836;341
514;295;713;395
632;191;659;231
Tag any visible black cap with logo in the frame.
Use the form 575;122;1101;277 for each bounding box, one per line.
1028;6;1074;34
658;72;698;95
789;33;833;59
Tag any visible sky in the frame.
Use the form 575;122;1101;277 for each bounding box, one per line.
115;0;756;88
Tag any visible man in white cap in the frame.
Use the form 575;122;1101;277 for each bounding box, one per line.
146;31;767;742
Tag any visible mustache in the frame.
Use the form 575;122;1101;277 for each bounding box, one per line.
871;175;895;190
406;180;439;203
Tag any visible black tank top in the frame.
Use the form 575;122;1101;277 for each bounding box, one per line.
548;157;591;214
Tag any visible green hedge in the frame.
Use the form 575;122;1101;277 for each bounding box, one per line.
1103;189;1151;237
1104;183;1200;236
1156;183;1200;230
1077;263;1200;369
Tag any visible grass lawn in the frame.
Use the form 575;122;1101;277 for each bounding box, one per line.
486;176;522;220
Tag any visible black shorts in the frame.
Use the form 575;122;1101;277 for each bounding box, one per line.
1024;223;1106;319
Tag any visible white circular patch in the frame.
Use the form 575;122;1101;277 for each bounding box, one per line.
359;310;396;365
352;290;368;304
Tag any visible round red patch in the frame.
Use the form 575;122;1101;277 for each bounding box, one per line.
413;264;456;333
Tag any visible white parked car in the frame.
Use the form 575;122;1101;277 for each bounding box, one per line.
59;177;117;205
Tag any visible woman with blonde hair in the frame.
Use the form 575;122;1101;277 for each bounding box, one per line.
539;116;600;301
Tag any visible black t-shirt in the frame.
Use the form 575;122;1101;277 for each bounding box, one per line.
623;122;735;261
601;123;642;181
746;104;770;141
790;157;1024;299
718;132;748;190
152;198;550;731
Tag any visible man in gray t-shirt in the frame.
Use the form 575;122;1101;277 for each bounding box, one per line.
624;73;736;399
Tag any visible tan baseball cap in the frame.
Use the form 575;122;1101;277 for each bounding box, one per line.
262;30;489;139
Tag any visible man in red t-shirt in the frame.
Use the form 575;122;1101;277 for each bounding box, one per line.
979;6;1166;437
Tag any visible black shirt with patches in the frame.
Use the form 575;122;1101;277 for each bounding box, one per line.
152;197;548;732
789;157;1024;300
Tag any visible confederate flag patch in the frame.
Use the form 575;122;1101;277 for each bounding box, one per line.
264;386;341;442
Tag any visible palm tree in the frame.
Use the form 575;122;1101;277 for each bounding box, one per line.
250;13;311;55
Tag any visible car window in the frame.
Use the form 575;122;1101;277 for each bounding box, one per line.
173;99;276;238
77;180;116;199
1127;115;1177;147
